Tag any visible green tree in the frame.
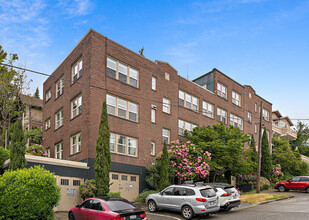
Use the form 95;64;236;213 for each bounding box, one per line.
24;127;42;145
244;135;258;174
94;101;111;196
0;147;9;169
33;87;40;99
261;128;272;180
250;135;258;163
290;122;309;156
9;119;27;170
139;46;145;57
159;142;170;190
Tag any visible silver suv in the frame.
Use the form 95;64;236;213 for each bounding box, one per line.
146;183;220;219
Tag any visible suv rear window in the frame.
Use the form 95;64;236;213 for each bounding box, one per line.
105;200;135;211
200;188;216;198
223;187;236;194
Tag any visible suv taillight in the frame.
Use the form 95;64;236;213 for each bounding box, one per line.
221;193;232;197
140;212;146;218
111;217;127;220
196;198;207;202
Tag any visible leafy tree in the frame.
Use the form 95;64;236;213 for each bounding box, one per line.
290;122;309;156
186;123;249;182
139;46;145;57
250;135;258;163
24;127;42;145
0;45;28;149
94;101;111;196
159;142;170;190
261;128;272;180
244;135;258;174
33;87;40;99
0;147;9;169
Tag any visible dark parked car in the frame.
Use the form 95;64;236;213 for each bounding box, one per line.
68;196;147;220
275;176;309;193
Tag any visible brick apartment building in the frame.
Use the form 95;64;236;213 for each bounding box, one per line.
43;29;272;200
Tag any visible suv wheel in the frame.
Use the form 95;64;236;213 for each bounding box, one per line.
182;205;194;220
306;187;309;193
278;185;286;192
148;200;158;212
68;212;75;220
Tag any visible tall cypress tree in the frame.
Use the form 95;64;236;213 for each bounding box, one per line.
9;119;27;170
95;101;111;196
250;135;258;163
261;128;272;180
33;87;40;99
159;142;170;190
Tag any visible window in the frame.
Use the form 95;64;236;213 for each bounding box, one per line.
232;91;241;107
217;108;227;124
71;132;81;155
152;77;156;90
230;114;243;130
179;90;199;112
61;179;69;185
248;112;252;123
255;103;257;112
121;175;128;181
249;92;252;98
162;128;170;144
110;132;138;157
217;82;227;99
46;148;50;157
55;109;63;129
73;180;81;186
165;72;170;81
55;142;63;159
106;94;138;122
46;89;51;102
131;176;137;182
151;108;156;123
72;59;82;83
255;124;257;134
202;101;214;118
106;57;139;88
71;94;82;118
163;97;171;114
151;142;155;156
263;109;270;121
178;119;197;136
112;174;118;180
56;77;64;98
45;119;51;130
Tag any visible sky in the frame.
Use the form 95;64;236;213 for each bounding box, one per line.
0;0;308;121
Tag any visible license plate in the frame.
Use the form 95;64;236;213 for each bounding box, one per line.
210;201;216;205
233;196;237;199
130;215;137;219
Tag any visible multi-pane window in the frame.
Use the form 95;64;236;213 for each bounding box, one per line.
202;101;214;118
56;77;64;98
55;109;63;129
73;180;81;186
72;59;82;83
151;142;155;156
217;82;227;99
106;94;138;122
61;179;69;185
178;119;197;136
165;72;170;81
46;148;50;157
248;112;252;123
255;103;257;112
217;108;227;124
179;90;199;112
163;98;171;114
45;119;51;130
162;128;170;144
255;124;257;134
263;109;270;121
151;108;156;123
230;114;243;130
46;89;51;102
55;142;63;159
109;132;138;157
107;57;139;88
71;94;82;118
71;132;81;155
152;77;156;90
232;91;241;107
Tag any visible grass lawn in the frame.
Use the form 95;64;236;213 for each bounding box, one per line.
240;193;290;203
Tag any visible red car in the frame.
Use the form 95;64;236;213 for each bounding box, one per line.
68;196;147;220
275;176;309;193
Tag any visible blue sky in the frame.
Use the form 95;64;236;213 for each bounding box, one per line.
1;0;308;120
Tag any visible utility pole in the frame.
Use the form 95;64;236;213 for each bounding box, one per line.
256;101;263;193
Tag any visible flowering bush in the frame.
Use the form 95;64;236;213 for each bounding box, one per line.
25;144;47;157
80;179;97;200
170;140;211;183
237;174;257;185
271;164;284;183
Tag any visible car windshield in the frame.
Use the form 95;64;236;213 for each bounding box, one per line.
105;200;136;212
200;188;216;198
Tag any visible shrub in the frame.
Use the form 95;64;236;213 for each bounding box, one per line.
107;192;121;197
261;184;270;191
0;166;60;219
0;147;9;169
298;161;309;176
135;189;159;203
25;144;47;157
80;179;97;200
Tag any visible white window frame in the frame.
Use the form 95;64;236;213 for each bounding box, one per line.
55;142;63;159
179;90;199;112
45;119;51;130
165;72;170;81
151;142;155;156
46;89;51;102
56;77;64;98
217;107;227;124
151;108;156;123
106;94;138;122
217;82;227;99
72;59;82;83
232;91;241;107
248;112;252;123
202;101;214;118
152;77;156;91
70;132;81;155
106;57;139;88
46;148;50;157
230;114;243;130
255;103;257;112
178;119;197;136
263;109;270;121
55;109;63;129
110;132;138;157
162;128;170;144
71;94;82;119
255;124;257;134
163;97;171;114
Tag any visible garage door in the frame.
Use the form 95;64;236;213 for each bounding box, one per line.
109;172;139;201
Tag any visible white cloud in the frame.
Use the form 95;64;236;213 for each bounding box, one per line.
58;0;93;17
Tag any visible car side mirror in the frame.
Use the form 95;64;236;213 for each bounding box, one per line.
287;180;290;183
76;205;80;208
